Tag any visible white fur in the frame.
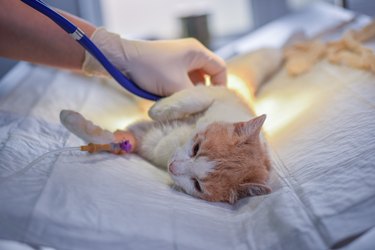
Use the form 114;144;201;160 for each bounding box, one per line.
141;123;193;168
61;86;256;198
60;110;114;143
169;139;216;179
143;86;255;196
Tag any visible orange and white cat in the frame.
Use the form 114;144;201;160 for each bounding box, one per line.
60;85;271;203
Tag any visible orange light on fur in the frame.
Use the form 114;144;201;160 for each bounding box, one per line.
95;110;147;131
227;74;254;107
109;116;142;130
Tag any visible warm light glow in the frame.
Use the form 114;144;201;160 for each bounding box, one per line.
225;74;318;137
227;74;254;106
97;73;317;138
253;91;315;136
108;115;145;131
89;109;147;132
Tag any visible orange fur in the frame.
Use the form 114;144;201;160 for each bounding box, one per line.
192;120;271;203
61;87;272;204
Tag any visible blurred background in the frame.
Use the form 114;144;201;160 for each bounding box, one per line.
1;0;374;78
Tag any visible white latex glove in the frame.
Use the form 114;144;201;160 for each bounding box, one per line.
82;28;227;96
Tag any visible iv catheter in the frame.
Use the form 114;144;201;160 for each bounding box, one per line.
20;0;162;101
80;140;133;154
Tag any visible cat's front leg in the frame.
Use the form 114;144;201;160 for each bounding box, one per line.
113;130;138;153
60;110;137;154
149;85;215;121
60;110;115;144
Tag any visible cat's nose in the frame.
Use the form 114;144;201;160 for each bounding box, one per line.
168;161;178;175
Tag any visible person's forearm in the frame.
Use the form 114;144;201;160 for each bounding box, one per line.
0;0;95;71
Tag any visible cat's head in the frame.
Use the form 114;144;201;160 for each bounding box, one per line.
168;114;271;204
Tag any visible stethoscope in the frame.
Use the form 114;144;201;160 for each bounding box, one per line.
21;0;162;101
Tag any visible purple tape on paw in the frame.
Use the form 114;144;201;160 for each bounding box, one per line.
119;140;132;153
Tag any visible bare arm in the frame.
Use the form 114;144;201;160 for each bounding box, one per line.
0;0;95;71
0;1;227;97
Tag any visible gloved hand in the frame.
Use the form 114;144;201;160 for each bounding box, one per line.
82;28;227;96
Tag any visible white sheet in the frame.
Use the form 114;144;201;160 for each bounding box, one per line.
1;3;375;250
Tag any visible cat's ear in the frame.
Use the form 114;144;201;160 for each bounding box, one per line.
234;114;266;138
238;183;271;197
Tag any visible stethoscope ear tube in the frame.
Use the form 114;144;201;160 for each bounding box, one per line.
20;0;162;101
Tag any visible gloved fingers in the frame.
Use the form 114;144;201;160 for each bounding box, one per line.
203;51;227;86
189;47;227;86
160;73;195;96
208;66;227;86
188;70;206;85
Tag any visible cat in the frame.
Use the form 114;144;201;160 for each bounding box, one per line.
60;85;271;204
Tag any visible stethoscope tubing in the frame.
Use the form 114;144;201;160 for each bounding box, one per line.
21;0;162;101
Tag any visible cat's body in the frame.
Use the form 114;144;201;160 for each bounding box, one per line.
61;85;271;203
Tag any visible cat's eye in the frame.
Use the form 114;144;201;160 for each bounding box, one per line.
192;178;202;192
192;143;200;157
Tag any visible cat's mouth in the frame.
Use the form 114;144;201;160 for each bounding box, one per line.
170;183;183;192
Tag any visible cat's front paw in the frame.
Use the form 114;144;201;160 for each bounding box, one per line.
149;86;216;121
149;98;214;121
148;101;181;121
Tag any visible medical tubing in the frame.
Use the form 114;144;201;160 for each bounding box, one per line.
20;0;162;101
78;36;161;101
0;147;80;183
